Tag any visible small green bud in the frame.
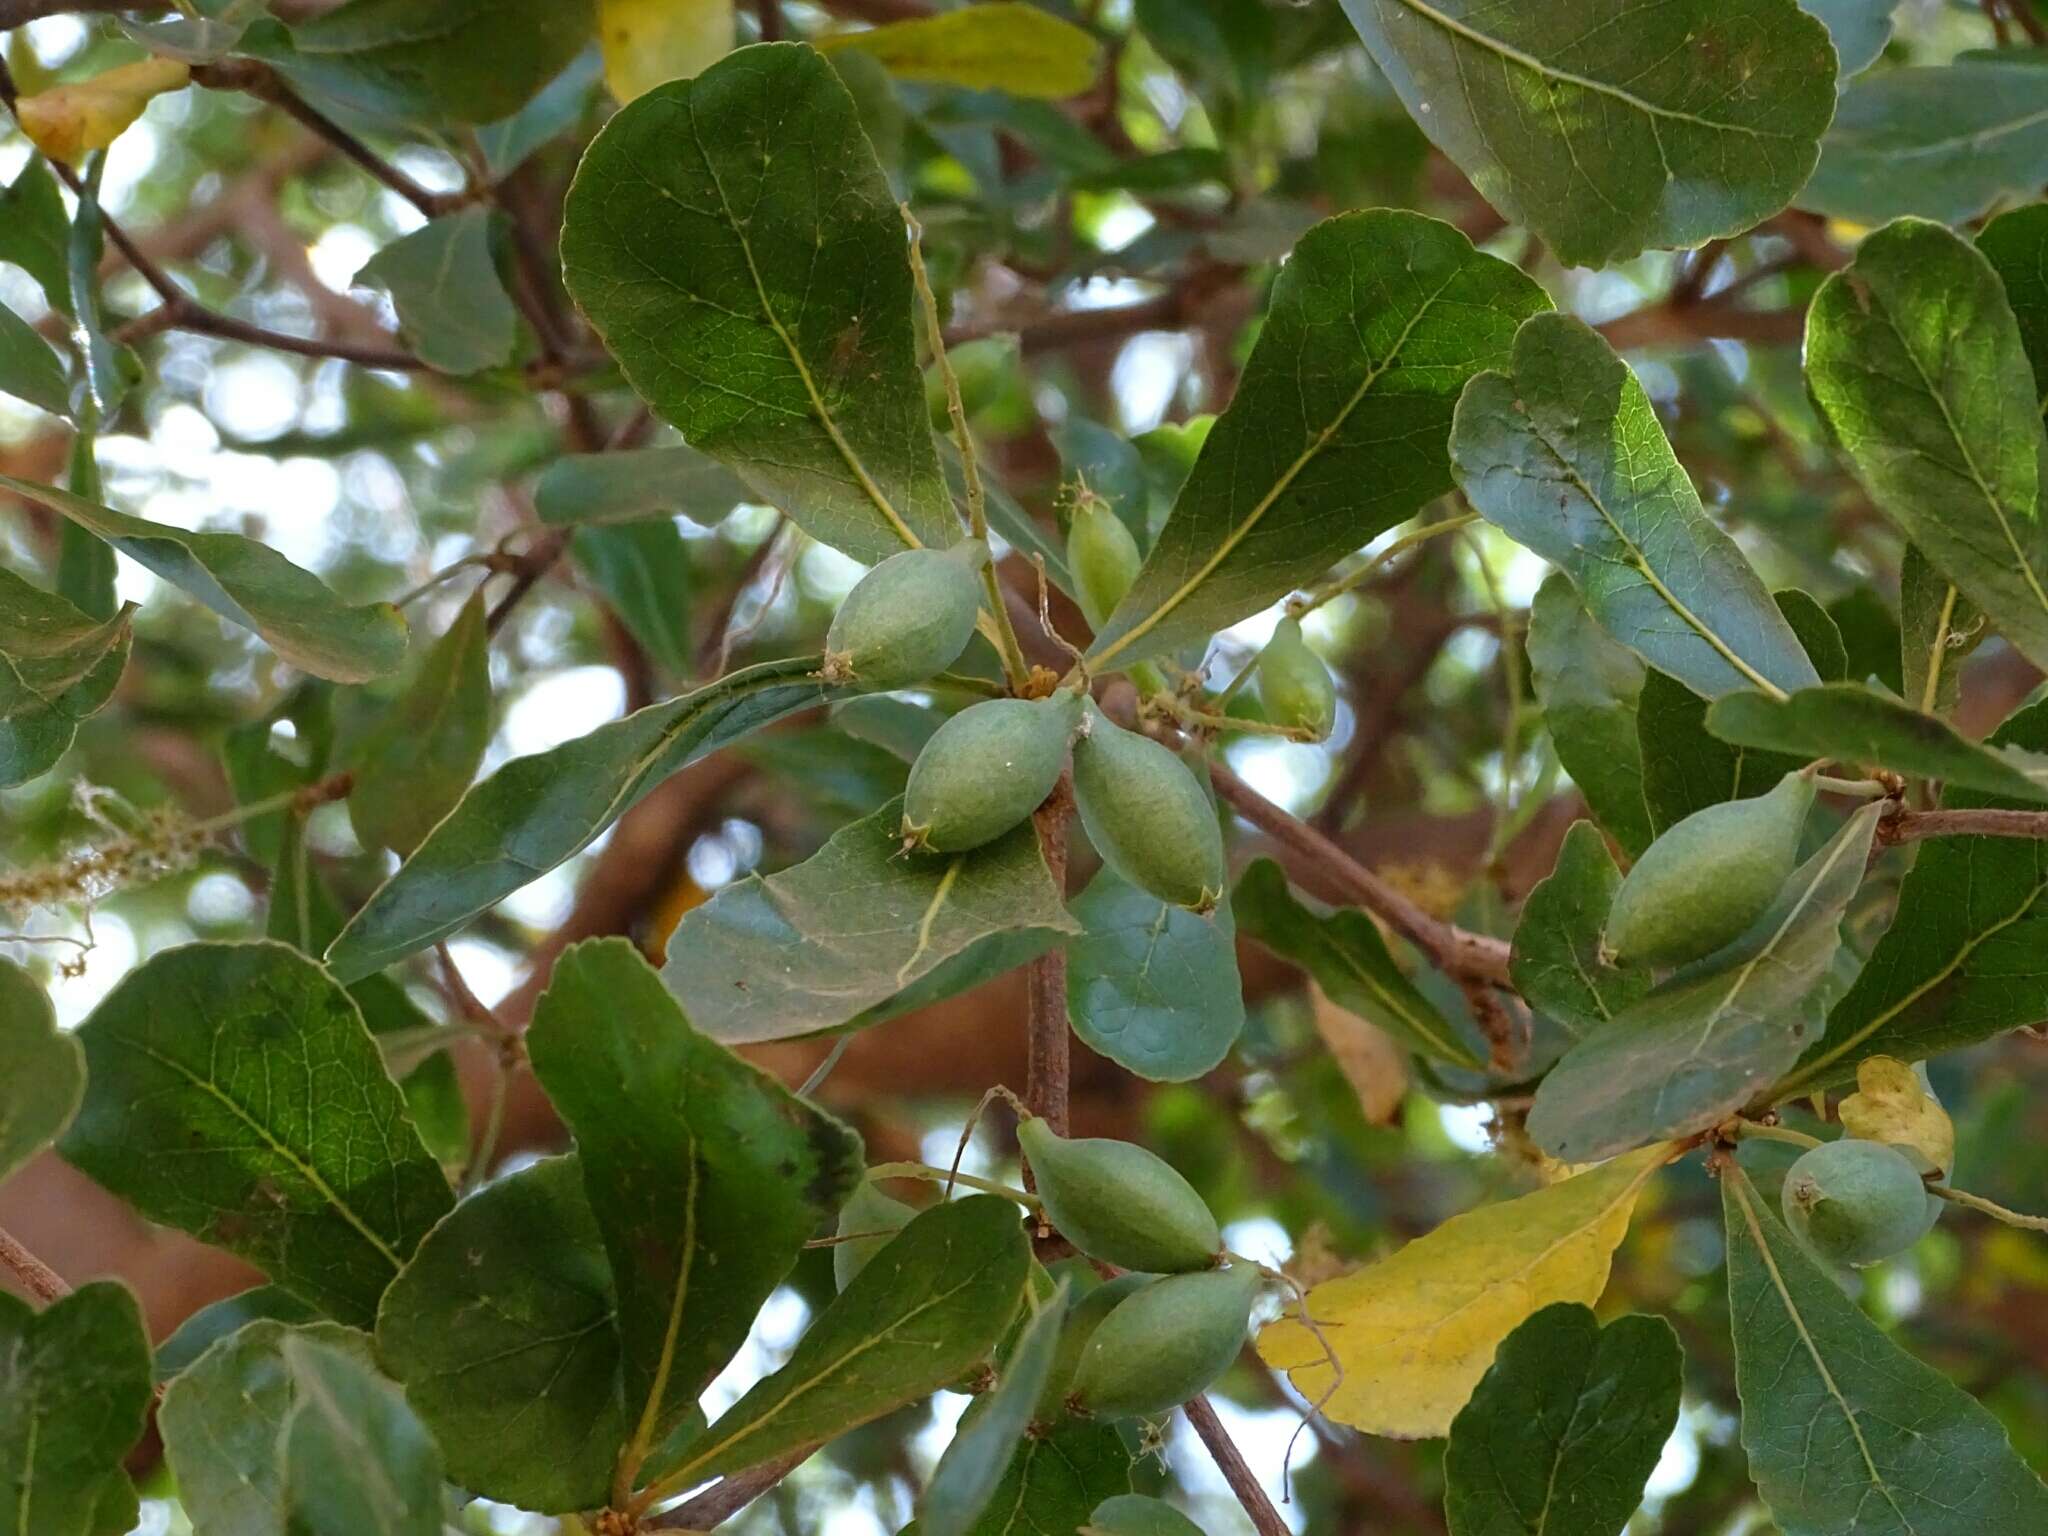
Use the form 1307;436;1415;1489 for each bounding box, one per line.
1255;616;1335;742
1069;1264;1260;1420
1017;1115;1220;1274
823;540;987;691
1781;1138;1938;1269
833;1181;916;1292
1067;498;1143;632
901;689;1083;853
1605;770;1814;968
1071;706;1226;913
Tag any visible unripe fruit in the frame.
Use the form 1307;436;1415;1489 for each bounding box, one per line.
1037;1271;1153;1417
1781;1138;1938;1269
1069;1264;1260;1420
1255;616;1335;742
1070;707;1226;913
901;689;1083;853
833;1181;916;1291
1084;1495;1208;1536
823;539;987;691
1605;770;1814;968
1067;498;1143;632
1016;1115;1220;1274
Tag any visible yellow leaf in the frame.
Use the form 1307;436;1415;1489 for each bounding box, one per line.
600;0;734;102
14;57;190;163
1309;984;1407;1126
1257;1142;1673;1438
818;3;1099;99
1839;1055;1954;1176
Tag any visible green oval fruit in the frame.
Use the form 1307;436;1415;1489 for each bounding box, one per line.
1781;1138;1937;1269
833;1181;916;1291
1017;1115;1220;1274
1071;707;1226;913
901;689;1083;853
1067;498;1143;632
1255;616;1335;742
823;539;987;690
1069;1264;1260;1420
1084;1495;1208;1536
1037;1271;1154;1417
1605;770;1814;968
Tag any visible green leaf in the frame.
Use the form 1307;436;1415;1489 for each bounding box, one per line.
326;655;842;983
347;592;491;854
1082;1495;1202;1536
354;207;517;375
1722;1164;2048;1535
1799;0;1897;78
1979;203;2048;417
1780;698;2048;1097
0;1282;152;1536
1707;683;2048;804
958;1420;1131;1536
921;1281;1069;1536
1233;857;1483;1070
278;1333;444;1536
1066;867;1244;1083
1801;62;2048;227
561;43;959;566
1443;1303;1681;1536
153;1285;322;1384
376;1155;628;1513
476;46;602;179
571;521;694;675
0;474;407;683
660;1194;1031;1490
1898;546;1984;720
527;938;863;1478
0;959;84;1189
818;5;1099;98
0;157;73;317
1637;669;1803;835
662;796;1080;1043
1087;209;1547;670
1339;0;1835;267
1806;219;2048;673
1454;314;1819;701
0;566;130;788
160;1320;376;1536
1526;800;1881;1162
1526;573;1652;859
261;0;596;124
1508;823;1649;1043
59;941;455;1326
534;443;750;527
0;300;71;419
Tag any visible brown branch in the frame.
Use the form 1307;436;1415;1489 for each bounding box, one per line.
1024;772;1074;1133
1209;761;1513;987
1184;1396;1289;1536
1879;807;2048;845
0;1224;69;1304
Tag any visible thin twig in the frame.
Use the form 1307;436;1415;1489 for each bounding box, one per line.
1208;761;1513;986
1931;1183;2048;1231
0;1225;69;1304
1184;1396;1290;1536
1879;807;2048;845
1023;771;1074;1134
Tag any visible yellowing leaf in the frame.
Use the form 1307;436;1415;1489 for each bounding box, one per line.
14;57;190;162
1257;1142;1673;1438
818;4;1099;99
600;0;734;101
1840;1055;1955;1177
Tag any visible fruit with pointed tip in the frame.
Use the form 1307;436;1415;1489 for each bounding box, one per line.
1016;1114;1220;1274
1256;615;1335;742
1069;1264;1260;1420
901;689;1083;852
822;539;987;690
1070;706;1226;913
1067;498;1143;632
1605;770;1814;968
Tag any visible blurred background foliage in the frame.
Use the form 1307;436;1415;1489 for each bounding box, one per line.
2;1;2046;1533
